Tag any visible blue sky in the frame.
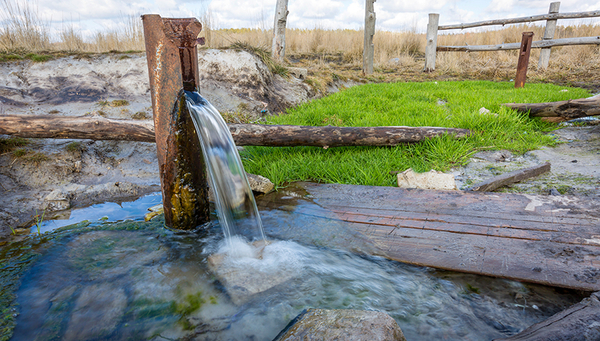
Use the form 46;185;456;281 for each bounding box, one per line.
7;0;600;39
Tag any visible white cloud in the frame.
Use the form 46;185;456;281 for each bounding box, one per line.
290;0;345;20
1;0;599;41
208;0;275;28
486;0;516;14
378;0;449;13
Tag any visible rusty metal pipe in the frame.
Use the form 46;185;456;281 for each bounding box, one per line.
142;14;209;229
515;32;534;89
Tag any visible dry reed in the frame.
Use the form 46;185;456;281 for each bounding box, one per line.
1;0;600;83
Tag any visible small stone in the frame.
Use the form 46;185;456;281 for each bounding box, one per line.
246;173;274;193
147;204;163;212
274;309;407;341
44;189;70;211
479;107;491;115
287;67;308;80
571;160;578;163
208;240;296;305
397;169;457;190
478;107;498;117
549;188;561;196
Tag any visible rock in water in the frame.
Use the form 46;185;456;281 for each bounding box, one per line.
63;283;127;340
273;308;407;341
208;239;299;305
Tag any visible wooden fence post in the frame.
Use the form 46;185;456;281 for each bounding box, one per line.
424;13;439;72
272;0;289;63
538;2;560;70
515;32;534;88
363;0;376;75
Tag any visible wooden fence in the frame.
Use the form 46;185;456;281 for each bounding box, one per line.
424;2;600;72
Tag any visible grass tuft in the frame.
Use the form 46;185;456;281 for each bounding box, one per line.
0;136;28;153
65;141;83;153
241;81;590;187
24;52;51;62
24;152;49;164
229;41;289;77
110;99;129;107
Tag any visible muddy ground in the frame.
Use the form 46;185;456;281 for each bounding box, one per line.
1;50;600;241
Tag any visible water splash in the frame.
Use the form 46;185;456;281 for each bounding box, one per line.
185;91;266;243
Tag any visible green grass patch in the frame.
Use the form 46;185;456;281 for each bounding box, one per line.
241;81;590;187
0;137;28;154
65;141;83;153
24;53;52;62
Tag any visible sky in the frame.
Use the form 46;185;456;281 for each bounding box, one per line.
6;0;600;39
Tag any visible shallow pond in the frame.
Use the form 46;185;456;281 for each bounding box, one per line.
1;192;587;341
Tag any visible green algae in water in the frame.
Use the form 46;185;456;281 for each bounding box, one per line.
0;217;168;341
1;205;590;341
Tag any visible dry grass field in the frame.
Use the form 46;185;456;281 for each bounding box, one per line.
1;0;600;92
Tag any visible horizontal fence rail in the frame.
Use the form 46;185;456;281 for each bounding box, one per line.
424;2;600;72
437;36;600;52
438;10;600;30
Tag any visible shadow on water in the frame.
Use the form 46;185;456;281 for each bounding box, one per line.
1;187;587;341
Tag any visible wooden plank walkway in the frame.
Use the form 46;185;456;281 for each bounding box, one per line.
257;182;600;291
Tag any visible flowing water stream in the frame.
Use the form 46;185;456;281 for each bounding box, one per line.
185;90;265;244
2;95;587;340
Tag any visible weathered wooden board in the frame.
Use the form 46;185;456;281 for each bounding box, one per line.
468;162;551;192
494;292;600;341
257;182;600;291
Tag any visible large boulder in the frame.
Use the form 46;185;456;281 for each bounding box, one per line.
198;49;312;115
273;308;407;341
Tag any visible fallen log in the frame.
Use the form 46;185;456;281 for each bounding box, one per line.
0;114;471;147
467;162;551;192
503;94;600;120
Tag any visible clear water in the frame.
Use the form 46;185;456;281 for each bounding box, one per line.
8;217;585;341
8;91;584;340
30;192;162;234
185;91;265;244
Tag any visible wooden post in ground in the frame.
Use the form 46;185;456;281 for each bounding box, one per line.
363;0;376;75
271;0;289;63
538;2;560;70
515;32;534;88
424;13;439;72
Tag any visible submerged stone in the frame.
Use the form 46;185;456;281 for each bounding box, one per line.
208;240;298;305
274;308;407;341
66;230;166;280
63;283;127;340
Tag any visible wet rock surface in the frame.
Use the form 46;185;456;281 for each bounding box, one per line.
63;283;127;341
274;308;407;341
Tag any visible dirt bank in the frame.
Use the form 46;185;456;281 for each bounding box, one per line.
0;49;315;240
